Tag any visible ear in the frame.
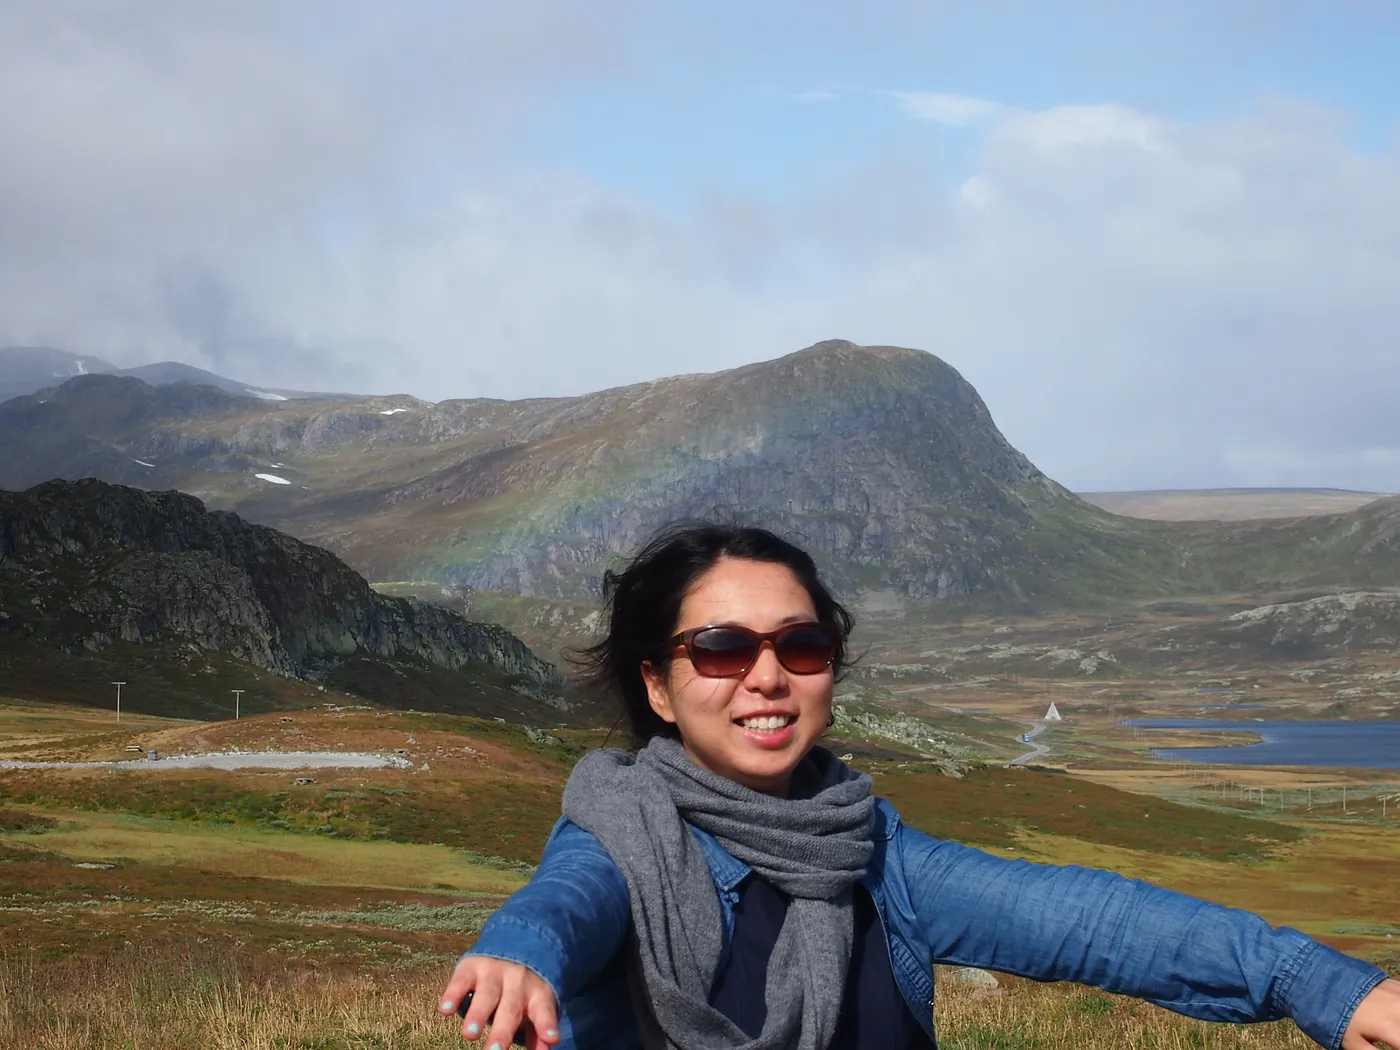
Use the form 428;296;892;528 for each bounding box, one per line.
641;661;677;725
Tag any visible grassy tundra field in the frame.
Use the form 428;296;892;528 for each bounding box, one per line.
1;689;1396;1049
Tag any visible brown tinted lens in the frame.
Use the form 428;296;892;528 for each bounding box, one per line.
688;627;760;676
775;624;836;673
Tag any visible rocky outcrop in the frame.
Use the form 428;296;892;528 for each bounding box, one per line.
1222;592;1400;656
0;479;564;704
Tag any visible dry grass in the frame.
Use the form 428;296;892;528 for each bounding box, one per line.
934;969;1317;1050
0;943;465;1050
0;944;1336;1050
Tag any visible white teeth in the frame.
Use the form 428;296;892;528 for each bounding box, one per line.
739;715;794;731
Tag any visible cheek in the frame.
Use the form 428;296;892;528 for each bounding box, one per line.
667;672;738;725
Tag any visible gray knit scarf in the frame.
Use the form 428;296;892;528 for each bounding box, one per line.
561;736;875;1050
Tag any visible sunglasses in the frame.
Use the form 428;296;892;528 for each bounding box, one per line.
668;622;838;678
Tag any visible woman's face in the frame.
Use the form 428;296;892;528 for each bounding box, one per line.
643;557;834;795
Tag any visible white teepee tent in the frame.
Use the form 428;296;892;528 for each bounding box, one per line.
1044;702;1063;721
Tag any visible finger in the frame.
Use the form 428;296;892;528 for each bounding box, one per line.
439;957;478;1015
483;975;527;1050
461;971;502;1043
525;984;561;1047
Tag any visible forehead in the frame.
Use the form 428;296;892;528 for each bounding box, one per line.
678;558;817;627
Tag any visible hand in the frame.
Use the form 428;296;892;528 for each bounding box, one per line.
1343;978;1400;1050
438;954;561;1049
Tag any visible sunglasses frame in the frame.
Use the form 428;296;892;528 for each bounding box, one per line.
668;621;837;678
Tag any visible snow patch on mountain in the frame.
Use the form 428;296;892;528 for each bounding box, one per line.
255;473;291;485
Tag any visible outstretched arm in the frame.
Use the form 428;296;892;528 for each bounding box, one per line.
900;828;1388;1050
1343;978;1400;1050
440;819;631;1045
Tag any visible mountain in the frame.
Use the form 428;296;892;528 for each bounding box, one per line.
0;341;1186;607
4;339;1399;612
0;346;118;401
0;345;349;402
0;478;577;723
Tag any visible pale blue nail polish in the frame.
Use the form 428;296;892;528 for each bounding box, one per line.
545;1029;559;1039
489;1043;503;1050
465;1022;480;1036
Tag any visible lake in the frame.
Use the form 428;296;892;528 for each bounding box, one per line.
1124;719;1400;769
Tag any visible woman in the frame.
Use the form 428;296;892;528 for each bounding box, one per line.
439;524;1398;1050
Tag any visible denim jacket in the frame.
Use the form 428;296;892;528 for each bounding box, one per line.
466;798;1386;1050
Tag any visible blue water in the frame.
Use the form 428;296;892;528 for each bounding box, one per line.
1124;720;1400;770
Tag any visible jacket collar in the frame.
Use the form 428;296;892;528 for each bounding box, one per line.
688;824;751;892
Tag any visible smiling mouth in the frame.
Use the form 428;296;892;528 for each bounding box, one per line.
736;714;796;733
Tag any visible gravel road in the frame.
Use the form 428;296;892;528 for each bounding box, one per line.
0;751;414;771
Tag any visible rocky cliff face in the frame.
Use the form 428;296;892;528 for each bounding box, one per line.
0;479;565;709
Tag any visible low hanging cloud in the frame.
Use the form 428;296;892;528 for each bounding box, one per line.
1;3;1398;493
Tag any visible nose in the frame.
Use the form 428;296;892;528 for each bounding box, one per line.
743;640;788;692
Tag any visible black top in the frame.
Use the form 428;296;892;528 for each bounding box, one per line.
707;875;935;1048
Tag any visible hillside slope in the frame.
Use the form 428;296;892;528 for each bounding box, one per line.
0;479;574;722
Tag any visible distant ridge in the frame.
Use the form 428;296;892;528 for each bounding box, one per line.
1082;489;1389;522
0;345;354;403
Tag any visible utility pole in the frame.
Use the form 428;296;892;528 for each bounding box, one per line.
232;689;244;720
111;681;125;723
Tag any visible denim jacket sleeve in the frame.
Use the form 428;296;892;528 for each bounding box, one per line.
463;818;630;1002
899;826;1387;1050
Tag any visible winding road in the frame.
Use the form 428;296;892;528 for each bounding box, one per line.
1008;721;1050;766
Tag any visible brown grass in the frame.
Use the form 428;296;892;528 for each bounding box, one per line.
0;942;465;1050
0;943;1341;1050
933;969;1318;1050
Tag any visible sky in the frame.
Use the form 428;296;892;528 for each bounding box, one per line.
2;0;1399;492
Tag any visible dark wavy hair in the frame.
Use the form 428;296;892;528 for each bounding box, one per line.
572;522;855;746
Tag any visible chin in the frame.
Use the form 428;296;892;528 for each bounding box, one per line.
732;753;806;791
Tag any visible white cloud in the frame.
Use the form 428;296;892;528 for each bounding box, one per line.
3;5;1400;492
1000;104;1164;152
889;91;1006;127
794;88;838;103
